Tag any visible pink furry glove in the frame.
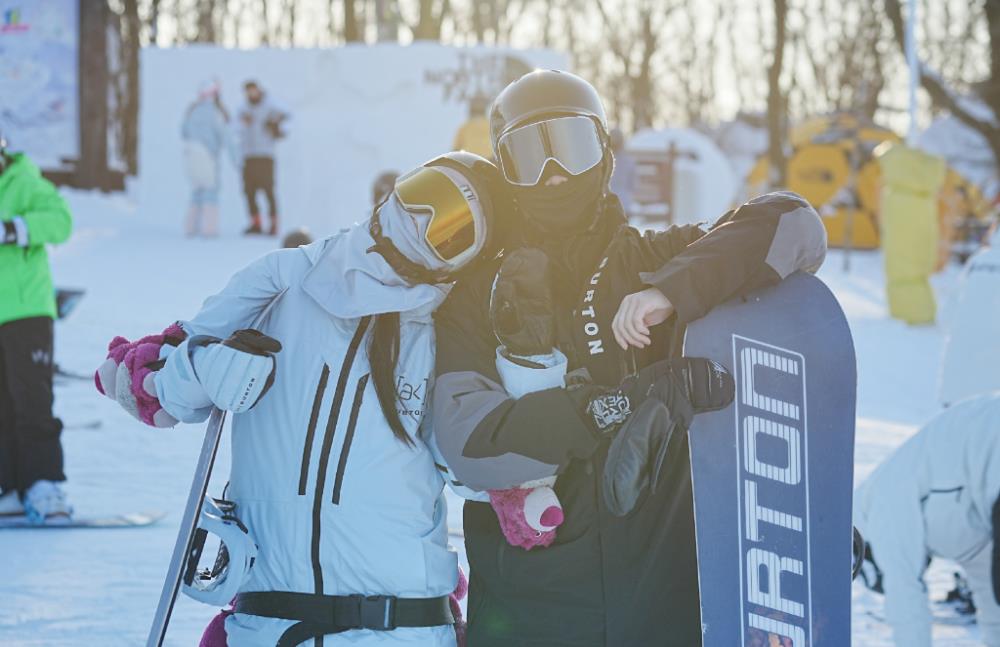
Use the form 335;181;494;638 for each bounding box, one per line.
449;566;468;647
487;485;564;551
95;323;187;428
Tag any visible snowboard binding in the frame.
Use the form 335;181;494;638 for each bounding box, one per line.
182;496;258;606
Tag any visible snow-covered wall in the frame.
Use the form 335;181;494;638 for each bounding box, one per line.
138;44;567;236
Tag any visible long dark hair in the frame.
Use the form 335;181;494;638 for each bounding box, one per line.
368;312;414;447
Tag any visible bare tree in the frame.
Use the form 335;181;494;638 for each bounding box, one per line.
884;0;1000;168
411;0;451;41
345;0;362;41
122;0;141;174
593;0;678;131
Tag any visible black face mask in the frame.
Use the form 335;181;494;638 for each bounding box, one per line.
512;162;605;235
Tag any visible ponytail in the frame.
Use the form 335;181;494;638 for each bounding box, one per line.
368;312;414;447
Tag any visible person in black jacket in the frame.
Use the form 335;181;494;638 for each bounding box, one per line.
431;69;828;646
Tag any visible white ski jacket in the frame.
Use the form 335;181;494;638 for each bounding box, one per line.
155;226;459;647
854;394;1000;647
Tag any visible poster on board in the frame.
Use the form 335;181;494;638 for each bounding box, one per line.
0;1;79;170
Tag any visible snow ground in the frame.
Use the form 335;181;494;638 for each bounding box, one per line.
0;189;982;646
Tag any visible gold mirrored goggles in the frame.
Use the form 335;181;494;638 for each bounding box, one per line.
394;166;479;263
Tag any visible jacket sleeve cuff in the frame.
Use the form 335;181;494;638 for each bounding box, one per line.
154;338;214;422
495;347;568;400
639;267;706;325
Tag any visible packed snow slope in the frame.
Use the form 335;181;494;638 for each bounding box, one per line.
0;189;981;646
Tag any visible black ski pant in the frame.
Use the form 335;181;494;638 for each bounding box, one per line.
243;156;278;223
0;316;64;494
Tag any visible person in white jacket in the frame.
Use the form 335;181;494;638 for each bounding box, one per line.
96;151;504;647
854;393;1000;647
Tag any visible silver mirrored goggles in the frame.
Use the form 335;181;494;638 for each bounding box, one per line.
496;115;604;187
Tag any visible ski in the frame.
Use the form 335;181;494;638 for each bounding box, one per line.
0;511;164;529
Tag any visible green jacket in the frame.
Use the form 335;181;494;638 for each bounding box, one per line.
0;153;72;326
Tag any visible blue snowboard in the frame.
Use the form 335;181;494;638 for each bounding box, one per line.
683;272;856;647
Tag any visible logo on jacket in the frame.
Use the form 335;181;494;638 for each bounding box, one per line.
31;349;51;366
396;376;429;421
734;335;810;646
581;256;610;356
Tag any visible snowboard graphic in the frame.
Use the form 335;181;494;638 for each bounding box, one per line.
683;272;856;647
0;511;165;529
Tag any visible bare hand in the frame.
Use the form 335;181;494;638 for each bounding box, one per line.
612;287;674;350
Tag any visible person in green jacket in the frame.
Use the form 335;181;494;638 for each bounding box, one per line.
0;133;73;523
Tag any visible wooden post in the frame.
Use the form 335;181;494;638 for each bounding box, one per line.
77;0;109;189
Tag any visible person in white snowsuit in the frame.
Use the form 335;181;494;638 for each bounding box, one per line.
181;79;237;237
854;393;1000;647
939;224;1000;407
96;152;504;647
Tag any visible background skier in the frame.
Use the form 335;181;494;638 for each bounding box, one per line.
0;131;74;523
96;151;504;646
239;80;289;236
431;69;829;646
855;393;1000;647
181;78;237;237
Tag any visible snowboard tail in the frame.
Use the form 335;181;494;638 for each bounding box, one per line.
684;272;856;647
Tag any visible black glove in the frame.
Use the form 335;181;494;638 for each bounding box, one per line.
601;357;734;516
490;248;556;361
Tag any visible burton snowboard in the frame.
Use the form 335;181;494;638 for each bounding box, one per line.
683;272;856;647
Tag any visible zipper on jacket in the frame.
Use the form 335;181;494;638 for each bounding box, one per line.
310;316;371;603
331;373;369;504
298;364;331;495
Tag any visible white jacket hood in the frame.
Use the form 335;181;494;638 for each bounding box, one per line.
300;225;450;321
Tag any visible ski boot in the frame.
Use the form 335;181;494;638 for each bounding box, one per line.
23;480;72;524
0;490;24;517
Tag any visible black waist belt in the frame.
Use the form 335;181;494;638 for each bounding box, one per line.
234;591;455;647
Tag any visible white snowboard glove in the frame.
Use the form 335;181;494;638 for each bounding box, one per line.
190;329;282;413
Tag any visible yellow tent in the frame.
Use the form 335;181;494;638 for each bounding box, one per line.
744;115;900;249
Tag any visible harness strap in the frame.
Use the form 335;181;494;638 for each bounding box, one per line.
234;591;455;646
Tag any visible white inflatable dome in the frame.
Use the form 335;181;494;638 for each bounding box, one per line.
626;127;738;227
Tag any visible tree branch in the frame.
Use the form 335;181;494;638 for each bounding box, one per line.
883;0;997;143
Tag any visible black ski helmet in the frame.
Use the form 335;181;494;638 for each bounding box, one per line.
368;150;505;285
489;70;615;224
489;69;610;152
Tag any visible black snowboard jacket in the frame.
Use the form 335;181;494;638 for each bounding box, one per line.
432;191;827;646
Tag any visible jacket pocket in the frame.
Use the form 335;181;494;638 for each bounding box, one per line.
331;373;369;504
298;364;331;495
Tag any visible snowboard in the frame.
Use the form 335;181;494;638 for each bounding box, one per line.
0;511;165;529
939;237;1000;407
683;272;856;647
